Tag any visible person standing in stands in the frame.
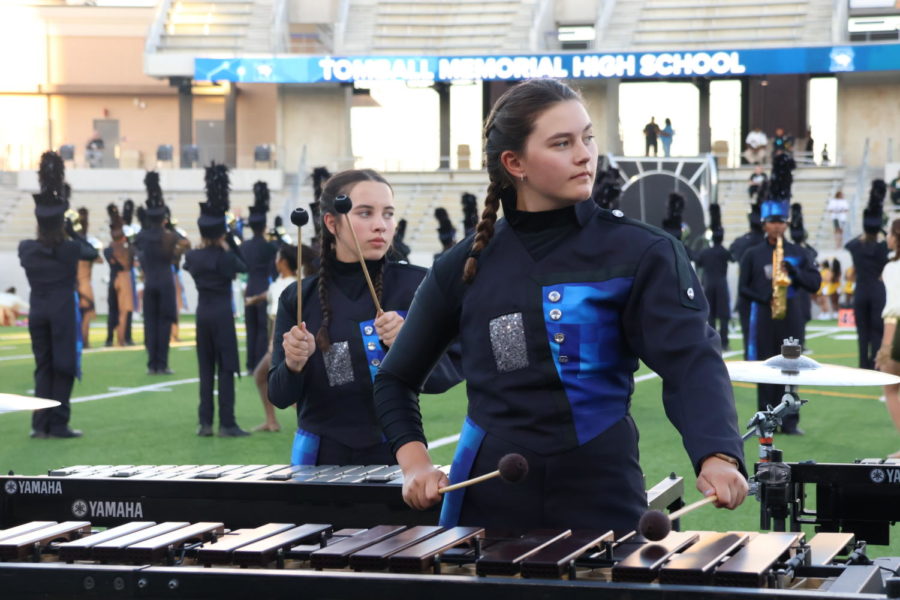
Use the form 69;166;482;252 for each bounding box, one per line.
242;181;278;376
133;172;189;374
846;180;890;369
185;163;250;437
660;118;675;157
19;151;98;438
643;117;660;157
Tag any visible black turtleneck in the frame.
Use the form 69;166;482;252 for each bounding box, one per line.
506;203;579;262
329;256;384;300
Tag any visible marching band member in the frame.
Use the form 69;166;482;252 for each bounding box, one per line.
268;169;462;466
19;151;98;438
74;207;103;348
695;204;733;351
104;204;135;347
373;79;746;534
184;163;249;437
242;181;278;375
877;218;900;458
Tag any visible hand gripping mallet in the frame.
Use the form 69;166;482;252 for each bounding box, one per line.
333;194;383;315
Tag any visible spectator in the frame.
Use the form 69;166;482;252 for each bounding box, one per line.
86;131;104;169
748;165;767;200
826;190;849;248
643;117;660;157
890;171;900;206
743;127;768;164
821;144;830;166
0;287;28;326
772;127;788;158
660;118;674;157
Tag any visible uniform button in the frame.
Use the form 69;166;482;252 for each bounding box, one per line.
549;309;562;321
686;287;695;300
558;355;569;364
612;209;624;217
367;342;377;351
547;290;561;302
371;358;381;367
553;332;565;343
363;326;374;335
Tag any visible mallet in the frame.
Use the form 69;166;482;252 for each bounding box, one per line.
289;207;309;325
638;495;719;541
438;453;529;494
333;194;383;315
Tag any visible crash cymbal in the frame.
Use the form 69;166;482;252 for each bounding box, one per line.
0;393;60;412
726;355;900;387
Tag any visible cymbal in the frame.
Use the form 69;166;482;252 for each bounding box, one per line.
0;393;61;412
726;355;900;386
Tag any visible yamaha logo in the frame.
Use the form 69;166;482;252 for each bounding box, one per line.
870;468;886;483
4;480;16;495
72;499;88;518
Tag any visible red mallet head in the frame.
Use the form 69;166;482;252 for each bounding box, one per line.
334;194;353;214
497;453;529;483
290;207;309;227
638;509;671;542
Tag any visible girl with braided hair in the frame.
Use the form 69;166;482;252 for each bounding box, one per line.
268;169;461;466
373;78;747;534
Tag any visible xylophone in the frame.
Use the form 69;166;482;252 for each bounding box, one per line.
0;464;686;530
0;518;899;599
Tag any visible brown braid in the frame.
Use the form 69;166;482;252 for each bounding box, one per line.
315;234;334;351
373;262;385;307
463;180;502;283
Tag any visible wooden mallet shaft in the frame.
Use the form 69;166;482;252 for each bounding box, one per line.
289;208;309;326
438;470;500;494
669;494;718;521
437;453;528;494
333;194;383;315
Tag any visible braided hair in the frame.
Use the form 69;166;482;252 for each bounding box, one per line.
315;169;393;351
463;79;580;283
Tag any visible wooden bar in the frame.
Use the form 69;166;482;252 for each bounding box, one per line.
807;532;855;566
92;522;190;562
476;530;572;576
348;526;444;571
122;521;224;563
233;524;333;567
389;526;484;573
611;530;699;582
310;525;407;569
57;522;157;562
658;532;749;585
196;523;295;563
714;532;802;588
0;521;91;560
520;530;613;579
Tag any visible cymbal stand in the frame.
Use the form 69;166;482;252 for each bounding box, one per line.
743;385;807;532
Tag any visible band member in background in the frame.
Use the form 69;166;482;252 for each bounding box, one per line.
433;207;456;262
789;203;817;349
242;181;278;375
74;207;103;348
876;219;900;459
165;206;191;343
269;169;462;466
185;163;249;437
133;172;188;375
729;202;765;358
19;151;98;438
846;180;889;369
104;204;135;347
695;204;732;351
739;199;821;435
373;79;746;534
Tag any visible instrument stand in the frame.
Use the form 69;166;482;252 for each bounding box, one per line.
743;385;807;532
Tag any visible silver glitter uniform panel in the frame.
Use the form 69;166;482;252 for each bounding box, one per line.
323;341;354;387
489;312;529;373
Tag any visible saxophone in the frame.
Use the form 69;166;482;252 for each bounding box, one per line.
770;235;790;320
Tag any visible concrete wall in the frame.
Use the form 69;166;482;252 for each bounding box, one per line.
578;78;623;156
837;72;900;169
279;84;353;173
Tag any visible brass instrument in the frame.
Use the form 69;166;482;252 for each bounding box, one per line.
770;236;790;320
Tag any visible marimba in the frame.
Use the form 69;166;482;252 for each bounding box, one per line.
0;464;685;530
0;518;898;600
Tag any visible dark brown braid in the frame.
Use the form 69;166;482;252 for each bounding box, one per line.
313;168;393;350
462;78;581;283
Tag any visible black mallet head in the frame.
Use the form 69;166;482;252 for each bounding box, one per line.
497;453;529;484
334;194;353;214
638;509;671;542
290;207;309;227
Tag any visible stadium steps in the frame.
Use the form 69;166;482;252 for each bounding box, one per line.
151;0;276;55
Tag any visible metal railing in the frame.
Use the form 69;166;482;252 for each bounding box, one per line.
529;0;554;51
333;0;351;54
144;0;173;54
272;0;290;53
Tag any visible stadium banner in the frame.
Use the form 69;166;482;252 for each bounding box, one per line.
195;43;900;84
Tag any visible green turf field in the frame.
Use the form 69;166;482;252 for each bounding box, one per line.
1;316;899;555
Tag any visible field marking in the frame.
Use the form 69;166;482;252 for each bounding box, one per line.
71;378;199;404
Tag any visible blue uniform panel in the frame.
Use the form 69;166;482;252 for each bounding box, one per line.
542;280;634;445
439;417;485;527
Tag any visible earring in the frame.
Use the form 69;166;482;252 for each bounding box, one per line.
520;174;526;182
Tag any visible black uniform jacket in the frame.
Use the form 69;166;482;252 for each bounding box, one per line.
268;260;463;449
375;199;745;474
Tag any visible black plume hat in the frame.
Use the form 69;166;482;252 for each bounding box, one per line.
709;202;724;244
198;162;230;238
311;167;332;202
790;202;806;243
863;179;886;234
143;171;167;218
33;151;68;223
435;207;456;245
661;192;684;239
249;181;270;226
